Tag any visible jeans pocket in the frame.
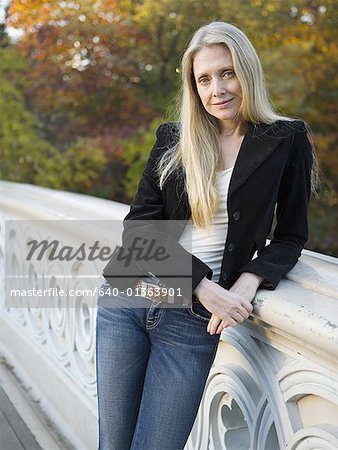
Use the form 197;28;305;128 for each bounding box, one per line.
188;296;212;321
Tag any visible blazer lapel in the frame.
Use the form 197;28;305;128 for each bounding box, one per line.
228;122;284;199
171;122;284;217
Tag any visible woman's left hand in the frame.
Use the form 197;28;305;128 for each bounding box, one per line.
207;272;264;335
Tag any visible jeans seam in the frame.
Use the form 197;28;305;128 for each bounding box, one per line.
146;305;164;330
188;298;211;322
188;306;210;321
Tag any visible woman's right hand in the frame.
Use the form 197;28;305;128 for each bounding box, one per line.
193;277;253;329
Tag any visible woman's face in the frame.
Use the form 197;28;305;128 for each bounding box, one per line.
193;45;243;128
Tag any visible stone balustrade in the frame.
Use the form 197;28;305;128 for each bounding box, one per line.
0;180;337;450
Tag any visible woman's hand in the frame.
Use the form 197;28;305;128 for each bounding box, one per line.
206;272;264;334
193;276;254;332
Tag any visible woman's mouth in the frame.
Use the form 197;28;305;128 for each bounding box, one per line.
213;98;234;108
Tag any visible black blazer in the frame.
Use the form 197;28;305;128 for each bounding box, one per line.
103;120;313;299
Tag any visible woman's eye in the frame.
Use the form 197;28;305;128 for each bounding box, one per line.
223;71;235;78
199;78;209;85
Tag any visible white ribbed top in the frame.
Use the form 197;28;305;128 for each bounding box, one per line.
178;168;233;282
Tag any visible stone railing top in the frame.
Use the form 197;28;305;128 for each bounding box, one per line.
0;180;129;220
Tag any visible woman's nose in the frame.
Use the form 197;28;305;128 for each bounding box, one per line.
212;79;226;97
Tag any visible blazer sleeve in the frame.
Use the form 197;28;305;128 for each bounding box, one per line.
238;122;313;289
103;122;213;299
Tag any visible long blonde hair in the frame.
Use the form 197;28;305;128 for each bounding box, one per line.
158;22;315;227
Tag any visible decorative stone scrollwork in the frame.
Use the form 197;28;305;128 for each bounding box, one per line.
288;425;338;449
2;217;99;396
186;326;281;450
186;321;338;450
280;362;338;449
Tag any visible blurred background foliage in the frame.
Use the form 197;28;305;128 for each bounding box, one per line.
0;0;337;256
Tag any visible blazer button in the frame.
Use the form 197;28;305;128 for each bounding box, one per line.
228;243;234;252
233;211;240;221
221;273;227;282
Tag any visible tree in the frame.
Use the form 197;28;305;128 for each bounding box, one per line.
120;117;164;197
7;0;156;149
0;46;57;183
0;46;107;192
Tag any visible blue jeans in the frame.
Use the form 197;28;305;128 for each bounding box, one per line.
96;279;220;450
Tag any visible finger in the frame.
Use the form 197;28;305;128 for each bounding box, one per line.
207;313;219;330
224;317;236;330
216;320;228;334
231;312;245;323
207;314;222;334
235;305;252;317
237;305;250;319
237;307;251;320
229;307;248;322
241;301;254;314
228;304;249;321
216;316;237;334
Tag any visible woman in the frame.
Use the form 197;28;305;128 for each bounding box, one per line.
96;21;314;450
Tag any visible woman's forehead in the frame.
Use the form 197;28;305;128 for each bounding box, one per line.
193;45;233;75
